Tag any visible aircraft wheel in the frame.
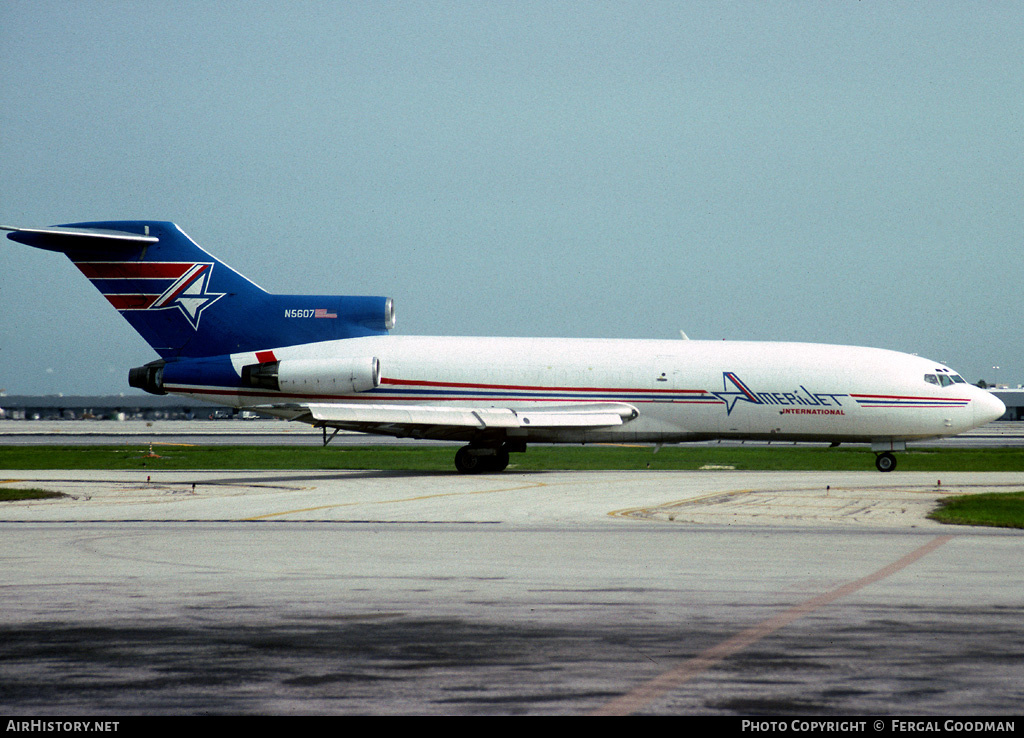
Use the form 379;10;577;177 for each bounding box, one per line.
875;452;897;473
455;445;485;474
454;445;510;474
491;446;510;472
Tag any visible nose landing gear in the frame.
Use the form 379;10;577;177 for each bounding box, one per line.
874;452;897;472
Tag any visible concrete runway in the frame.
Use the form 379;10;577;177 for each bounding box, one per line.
1;468;1023;715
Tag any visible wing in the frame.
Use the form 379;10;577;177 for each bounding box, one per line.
283;401;639;442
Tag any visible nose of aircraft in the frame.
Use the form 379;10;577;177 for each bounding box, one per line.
974;389;1006;426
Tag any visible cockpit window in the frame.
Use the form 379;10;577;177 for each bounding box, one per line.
925;374;939;386
926;372;967;387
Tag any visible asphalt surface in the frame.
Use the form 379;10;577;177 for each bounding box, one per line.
1;466;1022;715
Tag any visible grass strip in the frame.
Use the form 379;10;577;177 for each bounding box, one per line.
1;445;1023;472
928;491;1024;529
0;488;66;502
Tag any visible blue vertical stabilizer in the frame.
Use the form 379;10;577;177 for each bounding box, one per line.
5;221;393;359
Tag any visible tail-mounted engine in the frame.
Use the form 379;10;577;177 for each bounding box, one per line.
128;359;167;395
241;356;381;395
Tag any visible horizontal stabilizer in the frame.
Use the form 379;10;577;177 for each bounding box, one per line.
2;224;159;250
302;402;638;430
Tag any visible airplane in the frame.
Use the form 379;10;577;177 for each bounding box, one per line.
4;220;1005;473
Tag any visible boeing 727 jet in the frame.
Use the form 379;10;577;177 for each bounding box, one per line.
4;221;1005;472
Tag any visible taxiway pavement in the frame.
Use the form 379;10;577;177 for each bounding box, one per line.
1;468;1022;715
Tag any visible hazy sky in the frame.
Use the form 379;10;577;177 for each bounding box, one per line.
2;1;1022;395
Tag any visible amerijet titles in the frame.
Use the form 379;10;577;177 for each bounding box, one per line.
712;372;848;416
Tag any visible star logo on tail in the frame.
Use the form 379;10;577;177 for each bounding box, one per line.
150;263;225;329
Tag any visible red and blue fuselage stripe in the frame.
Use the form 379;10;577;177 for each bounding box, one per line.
851;393;970;408
162;375;727;404
372;377;722;403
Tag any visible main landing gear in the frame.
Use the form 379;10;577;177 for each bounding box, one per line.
874;452;897;472
454;443;517;474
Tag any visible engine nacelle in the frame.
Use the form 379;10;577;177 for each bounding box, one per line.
128;359;167;395
242;356;381;395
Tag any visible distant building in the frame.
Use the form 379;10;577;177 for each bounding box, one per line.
990;389;1024;421
0;394;225;421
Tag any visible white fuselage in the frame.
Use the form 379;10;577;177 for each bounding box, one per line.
165;335;1006;446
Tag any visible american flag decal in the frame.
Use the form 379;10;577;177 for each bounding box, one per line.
315;308;337;319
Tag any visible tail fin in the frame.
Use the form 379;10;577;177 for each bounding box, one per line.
4;221;394;359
